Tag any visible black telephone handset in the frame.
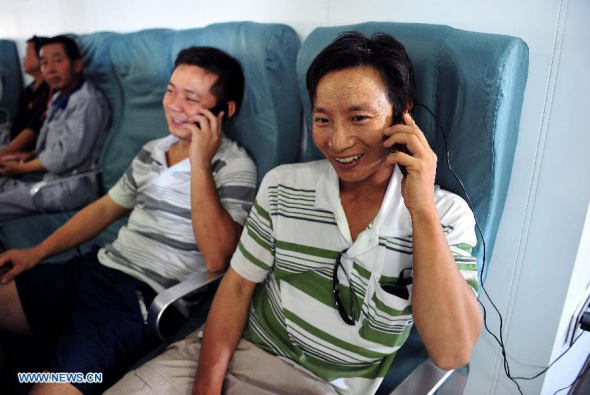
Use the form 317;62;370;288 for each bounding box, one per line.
391;111;410;177
209;101;229;121
196;102;229;128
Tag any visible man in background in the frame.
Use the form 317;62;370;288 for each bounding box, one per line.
0;35;110;221
0;35;51;156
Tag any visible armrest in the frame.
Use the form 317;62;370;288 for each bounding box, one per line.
29;169;102;211
390;359;456;395
147;269;226;340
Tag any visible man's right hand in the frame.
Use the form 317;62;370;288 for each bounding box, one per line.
189;109;225;171
0;247;43;284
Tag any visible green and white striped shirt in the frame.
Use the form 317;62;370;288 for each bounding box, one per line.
231;160;478;394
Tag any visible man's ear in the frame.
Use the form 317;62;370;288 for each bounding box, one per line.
226;101;237;119
406;101;413;112
73;58;83;74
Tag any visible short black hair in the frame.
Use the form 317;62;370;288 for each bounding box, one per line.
40;35;81;62
27;35;48;57
174;47;245;113
306;31;416;124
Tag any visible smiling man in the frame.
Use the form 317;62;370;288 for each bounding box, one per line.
109;32;482;395
0;46;256;394
0;35;110;221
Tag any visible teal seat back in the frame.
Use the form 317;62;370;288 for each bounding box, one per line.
296;22;529;392
0;39;22;123
76;22;301;190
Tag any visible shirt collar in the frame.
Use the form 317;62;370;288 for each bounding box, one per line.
152;135;175;163
151;133;229;171
314;161;341;214
151;135;188;171
51;77;85;110
373;165;412;237
314;162;411;255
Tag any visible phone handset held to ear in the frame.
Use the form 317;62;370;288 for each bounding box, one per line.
391;110;410;177
195;101;229;128
380;110;409;216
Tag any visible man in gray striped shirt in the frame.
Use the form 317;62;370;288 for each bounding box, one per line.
0;47;256;394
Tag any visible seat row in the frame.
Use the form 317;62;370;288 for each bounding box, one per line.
0;21;528;393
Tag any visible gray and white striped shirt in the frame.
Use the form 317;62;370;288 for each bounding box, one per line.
98;134;256;292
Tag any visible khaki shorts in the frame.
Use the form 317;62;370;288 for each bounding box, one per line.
105;327;337;395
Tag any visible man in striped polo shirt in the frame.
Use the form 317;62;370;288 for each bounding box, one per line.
110;32;482;395
0;47;256;394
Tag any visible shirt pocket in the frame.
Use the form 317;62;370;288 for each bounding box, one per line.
358;273;414;350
